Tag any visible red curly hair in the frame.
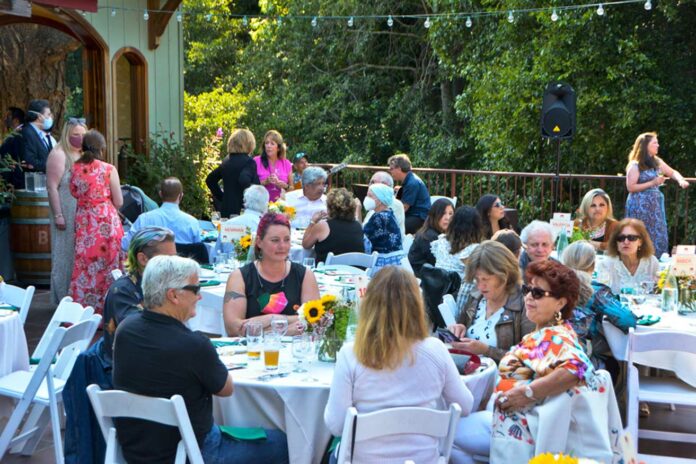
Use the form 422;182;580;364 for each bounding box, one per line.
254;213;291;259
525;260;580;319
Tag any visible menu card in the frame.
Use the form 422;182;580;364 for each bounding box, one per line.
550;212;573;236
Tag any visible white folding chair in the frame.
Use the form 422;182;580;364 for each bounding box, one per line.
86;384;204;464
402;234;414;254
0;282;35;324
430;196;457;208
31;296;95;367
438;294;457;327
111;269;124;281
326;251;379;272
336;403;461;464
626;328;696;459
0;315;102;464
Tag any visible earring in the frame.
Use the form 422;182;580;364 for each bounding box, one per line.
554;311;563;325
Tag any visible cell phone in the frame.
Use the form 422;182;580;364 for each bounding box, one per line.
436;328;461;343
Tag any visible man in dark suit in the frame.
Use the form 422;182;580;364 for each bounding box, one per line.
21;99;56;172
1;107;26;188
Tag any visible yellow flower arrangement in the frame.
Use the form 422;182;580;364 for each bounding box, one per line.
529;453;578;464
301;299;325;324
268;200;296;220
232;233;253;261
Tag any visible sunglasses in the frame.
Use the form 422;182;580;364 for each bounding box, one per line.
493;201;504;208
68;117;86;124
176;284;201;295
521;284;555;300
616;234;640;242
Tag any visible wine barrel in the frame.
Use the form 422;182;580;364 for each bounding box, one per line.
10;190;51;285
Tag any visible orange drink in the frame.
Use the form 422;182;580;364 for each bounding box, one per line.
247;349;261;361
264;349;280;370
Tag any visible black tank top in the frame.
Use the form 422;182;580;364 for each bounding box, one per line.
314;218;365;264
240;261;306;318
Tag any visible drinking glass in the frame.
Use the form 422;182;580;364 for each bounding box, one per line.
292;334;313;373
270;316;289;337
619;286;634;307
245;322;263;362
641;280;656;295
263;335;282;371
214;255;226;277
303;257;316;270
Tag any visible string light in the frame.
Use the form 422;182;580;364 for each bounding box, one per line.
551;9;559;21
387;15;394;27
110;8;116;17
424;17;431;28
347;16;354;27
466;16;472;28
644;0;652;10
143;9;149;21
597;4;605;15
507;10;514;23
311;16;317;27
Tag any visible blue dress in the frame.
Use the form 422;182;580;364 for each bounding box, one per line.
625;164;667;256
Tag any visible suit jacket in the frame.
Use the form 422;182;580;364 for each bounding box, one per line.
21;124;53;172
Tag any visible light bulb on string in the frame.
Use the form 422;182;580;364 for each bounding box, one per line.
176;10;182;22
387;15;394;28
507;11;514;23
242;16;248;26
424;17;431;29
551;9;558;22
347;16;354;27
81;10;87;16
644;0;652;10
311;16;317;27
597;4;605;16
143;9;149;21
466;16;472;28
110;8;116;17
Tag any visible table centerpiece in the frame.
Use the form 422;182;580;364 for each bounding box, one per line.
296;294;352;362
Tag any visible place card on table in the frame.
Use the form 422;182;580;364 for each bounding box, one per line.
675;245;696;255
671;253;696;278
550;213;573;236
220;224;248;243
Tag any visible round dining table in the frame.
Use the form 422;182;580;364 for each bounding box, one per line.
0;309;29;420
212;340;497;464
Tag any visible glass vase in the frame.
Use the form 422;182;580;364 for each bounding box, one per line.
317;333;341;363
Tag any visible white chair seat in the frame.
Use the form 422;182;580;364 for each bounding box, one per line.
0;370;67;403
637;454;696;463
635;375;696;405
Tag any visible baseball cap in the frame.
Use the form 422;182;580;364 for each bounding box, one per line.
292;152;308;164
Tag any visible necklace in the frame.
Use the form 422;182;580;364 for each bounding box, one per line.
255;260;287;290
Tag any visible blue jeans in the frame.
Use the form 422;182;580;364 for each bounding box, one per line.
201;425;289;464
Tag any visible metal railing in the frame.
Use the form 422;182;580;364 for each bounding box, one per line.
320;164;696;245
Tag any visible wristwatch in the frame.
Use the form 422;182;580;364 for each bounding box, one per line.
524;385;537;400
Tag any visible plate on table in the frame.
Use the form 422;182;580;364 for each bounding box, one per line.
199;269;217;280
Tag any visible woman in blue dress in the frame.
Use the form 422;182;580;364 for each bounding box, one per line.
625;132;689;257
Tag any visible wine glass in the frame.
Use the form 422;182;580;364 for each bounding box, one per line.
270;316;289;337
292;334;312;373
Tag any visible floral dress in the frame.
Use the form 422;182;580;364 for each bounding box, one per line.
69;160;123;315
493;323;595;447
625;162;668;256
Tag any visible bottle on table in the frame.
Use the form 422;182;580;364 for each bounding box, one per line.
556;227;569;258
661;268;679;312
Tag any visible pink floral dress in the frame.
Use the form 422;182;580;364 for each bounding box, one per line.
69;160;123;315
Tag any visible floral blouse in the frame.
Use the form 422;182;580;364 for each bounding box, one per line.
595;255;659;295
496;322;594;394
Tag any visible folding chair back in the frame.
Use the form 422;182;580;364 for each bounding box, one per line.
336;403;461;464
31;296;94;365
325;251;378;271
0;315;102;464
626;328;696;455
86;385;204;464
0;283;35;324
438;294;458;327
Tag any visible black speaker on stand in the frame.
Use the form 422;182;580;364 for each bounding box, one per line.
540;82;576;214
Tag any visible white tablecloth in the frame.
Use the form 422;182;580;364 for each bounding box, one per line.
204;229;314;264
213;345;497;464
603;295;696;387
0;311;29;419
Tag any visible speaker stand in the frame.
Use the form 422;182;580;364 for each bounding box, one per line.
551;138;562;214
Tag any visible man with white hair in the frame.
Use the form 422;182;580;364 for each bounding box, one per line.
519;220;557;278
112;255;289;463
285;166;328;227
215;185;269;256
361;171;406;239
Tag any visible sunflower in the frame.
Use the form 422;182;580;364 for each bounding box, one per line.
320;294;337;306
528;454;578;464
239;234;252;248
303;300;325;324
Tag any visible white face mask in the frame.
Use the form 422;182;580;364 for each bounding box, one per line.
363;196;377;211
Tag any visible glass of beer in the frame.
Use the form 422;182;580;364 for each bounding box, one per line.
263;335;281;371
245;322;263;361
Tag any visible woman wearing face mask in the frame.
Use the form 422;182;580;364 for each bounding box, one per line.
46;117;87;305
363;183;403;272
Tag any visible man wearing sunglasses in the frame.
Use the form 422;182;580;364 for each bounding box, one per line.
113;255;289;463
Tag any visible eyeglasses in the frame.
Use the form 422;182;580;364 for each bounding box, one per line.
616;234;640;242
521;284;555;300
493;201;504;208
176;285;201;295
68;117;86;125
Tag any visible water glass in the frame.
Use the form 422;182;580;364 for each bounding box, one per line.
303;257;316;270
263;335;282;371
619;286;634;307
214;255;226;276
292;334;313;373
245;322;263;361
640;280;656;295
270;315;289;337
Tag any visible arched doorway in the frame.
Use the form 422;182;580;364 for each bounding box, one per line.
0;5;108;152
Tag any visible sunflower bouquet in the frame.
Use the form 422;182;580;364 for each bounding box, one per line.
569;225;591;243
297;294;352;362
268;200;296;220
528;454;601;464
232;233;253;262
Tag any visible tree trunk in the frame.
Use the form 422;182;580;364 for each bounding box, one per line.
0;24;79;138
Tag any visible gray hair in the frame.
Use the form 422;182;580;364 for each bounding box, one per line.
520;220;556;244
142;255;199;308
243;185;269;213
370;171;394;188
561;240;596;273
302;166;327;186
